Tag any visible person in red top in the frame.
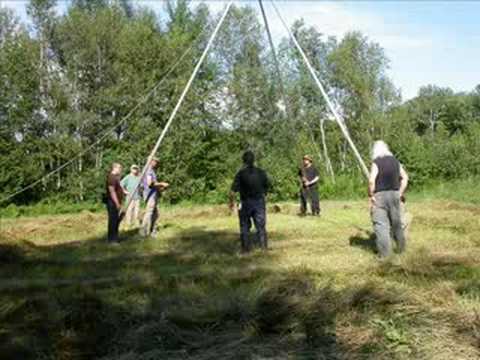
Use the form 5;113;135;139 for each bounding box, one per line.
106;162;124;244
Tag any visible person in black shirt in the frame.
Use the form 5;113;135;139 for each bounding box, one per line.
105;162;124;244
298;155;320;216
230;151;270;252
368;141;409;258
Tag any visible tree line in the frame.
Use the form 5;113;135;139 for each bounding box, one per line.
1;0;479;206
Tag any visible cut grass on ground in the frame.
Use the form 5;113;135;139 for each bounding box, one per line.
0;199;479;359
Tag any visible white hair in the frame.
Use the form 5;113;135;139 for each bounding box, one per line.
371;140;393;160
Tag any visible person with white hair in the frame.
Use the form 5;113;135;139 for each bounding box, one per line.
368;141;409;258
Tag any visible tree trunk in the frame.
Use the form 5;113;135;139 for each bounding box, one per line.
96;43;102;85
303;120;323;161
39;33;44;98
309;130;323;162
339;141;347;172
41;159;47;191
78;157;84;202
57;159;61;189
319;117;335;183
95;149;101;169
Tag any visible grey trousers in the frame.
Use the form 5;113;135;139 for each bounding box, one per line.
371;191;406;257
141;196;158;237
125;198;141;228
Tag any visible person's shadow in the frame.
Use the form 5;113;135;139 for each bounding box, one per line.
349;230;377;254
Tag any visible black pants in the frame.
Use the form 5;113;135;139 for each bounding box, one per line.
106;199;120;242
300;186;320;215
239;198;267;252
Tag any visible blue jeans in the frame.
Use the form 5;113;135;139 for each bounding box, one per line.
239;198;267;251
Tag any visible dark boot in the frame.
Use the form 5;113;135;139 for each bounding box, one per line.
240;234;251;253
258;232;268;250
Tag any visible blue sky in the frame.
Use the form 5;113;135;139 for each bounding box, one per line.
1;0;479;100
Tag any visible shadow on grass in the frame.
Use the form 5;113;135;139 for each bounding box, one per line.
0;226;359;360
4;197;480;358
349;231;377;254
169;226;240;255
377;252;480;284
4;224;465;359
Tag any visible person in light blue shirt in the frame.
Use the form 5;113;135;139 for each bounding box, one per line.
120;164;142;228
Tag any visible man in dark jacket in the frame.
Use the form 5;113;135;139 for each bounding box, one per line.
229;151;271;253
299;155;320;216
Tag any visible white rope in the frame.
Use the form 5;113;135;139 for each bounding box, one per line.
122;1;234;213
270;0;370;179
258;0;296;136
258;0;329;176
259;0;285;105
0;23;210;205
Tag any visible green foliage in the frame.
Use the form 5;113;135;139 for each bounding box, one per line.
0;2;479;209
412;177;480;204
320;175;364;200
0;201;101;218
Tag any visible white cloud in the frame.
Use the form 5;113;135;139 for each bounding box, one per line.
185;1;435;99
252;1;436;99
1;0;28;20
1;0;69;25
4;1;474;100
258;1;433;51
192;0;228;14
377;35;433;52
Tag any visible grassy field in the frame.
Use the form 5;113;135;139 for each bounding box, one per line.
0;198;479;359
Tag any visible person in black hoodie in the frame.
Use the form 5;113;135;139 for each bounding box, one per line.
229;151;271;253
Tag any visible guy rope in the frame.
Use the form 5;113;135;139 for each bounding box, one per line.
270;0;370;179
121;2;234;214
1;0;368;208
0;13;214;205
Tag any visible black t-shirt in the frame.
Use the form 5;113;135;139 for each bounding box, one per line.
374;156;400;193
231;165;270;200
298;166;319;187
